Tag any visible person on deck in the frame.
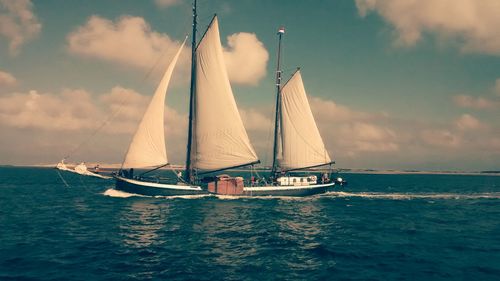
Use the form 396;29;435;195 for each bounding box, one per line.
322;173;329;183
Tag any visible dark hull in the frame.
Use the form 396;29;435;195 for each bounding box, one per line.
115;176;208;197
242;182;335;197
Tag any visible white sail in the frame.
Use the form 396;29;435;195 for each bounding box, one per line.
122;38;187;169
279;70;331;170
194;16;258;170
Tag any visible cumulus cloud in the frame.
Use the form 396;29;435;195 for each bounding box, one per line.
100;86;149;120
100;86;187;137
0;86;186;137
310;97;371;122
154;0;181;8
239;108;272;131
0;86;191;164
0;89;100;131
308;95;498;168
67;16;269;85
420;129;461;148
455;114;486;131
66;15;190;73
0;0;41;55
340;122;399;153
308;96;399;156
2;86;499;168
0;70;17;87
453;94;498;110
355;0;500;55
223;32;269;85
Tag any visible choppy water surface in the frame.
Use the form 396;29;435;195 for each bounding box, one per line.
1;167;499;280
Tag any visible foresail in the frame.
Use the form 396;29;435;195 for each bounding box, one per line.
279;70;331;170
122;38;187;169
194;16;258;170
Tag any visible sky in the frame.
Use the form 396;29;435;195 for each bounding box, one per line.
0;0;499;171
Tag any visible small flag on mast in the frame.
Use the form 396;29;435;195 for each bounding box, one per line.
278;26;285;34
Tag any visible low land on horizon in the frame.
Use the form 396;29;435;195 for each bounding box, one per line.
3;163;499;176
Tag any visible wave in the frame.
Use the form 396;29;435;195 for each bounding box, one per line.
102;188;500;201
103;188;146;198
102;188;212;199
322;191;500;200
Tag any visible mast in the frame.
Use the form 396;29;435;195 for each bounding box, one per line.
271;27;284;177
185;0;197;183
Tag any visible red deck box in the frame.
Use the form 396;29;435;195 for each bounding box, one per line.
208;175;244;195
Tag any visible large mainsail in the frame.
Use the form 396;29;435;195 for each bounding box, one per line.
193;16;258;170
279;70;331;170
122;38;187;169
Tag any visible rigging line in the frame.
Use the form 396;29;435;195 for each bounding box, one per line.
169;166;188;184
253;168;269;185
56;170;71;188
78;175;93;194
141;6;193;83
63;31;188;162
63;106;124;160
140;37;183;85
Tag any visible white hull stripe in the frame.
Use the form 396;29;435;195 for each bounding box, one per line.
244;182;334;192
116;176;202;191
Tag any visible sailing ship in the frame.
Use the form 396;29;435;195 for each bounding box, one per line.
207;29;339;196
114;1;259;196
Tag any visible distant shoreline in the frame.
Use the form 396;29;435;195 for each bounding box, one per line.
2;164;499;176
339;170;500;176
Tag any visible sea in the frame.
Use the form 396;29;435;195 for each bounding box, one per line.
1;167;499;280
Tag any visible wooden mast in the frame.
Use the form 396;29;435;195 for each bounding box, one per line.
185;0;197;183
271;27;284;178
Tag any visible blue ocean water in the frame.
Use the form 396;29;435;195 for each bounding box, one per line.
1;167;499;280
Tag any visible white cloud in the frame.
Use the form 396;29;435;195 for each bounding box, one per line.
0;70;17;86
309;96;399;155
355;0;500;56
0;89;100;131
66;15;190;72
239;108;272;131
1;88;499;168
0;0;41;55
67;16;269;85
154;0;181;8
310;97;371;122
308;96;498;166
338;122;399;153
453;94;497;110
223;32;269;85
100;86;149;120
455;114;486;131
0;86;191;165
100;86;187;137
0;86;186;137
420;129;461;148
